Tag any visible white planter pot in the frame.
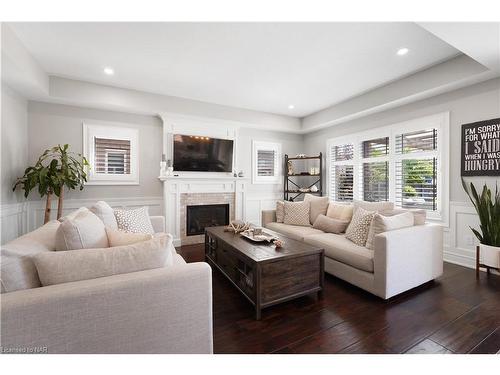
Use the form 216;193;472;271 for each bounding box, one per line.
479;244;500;268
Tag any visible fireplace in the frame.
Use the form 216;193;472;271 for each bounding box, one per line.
186;204;230;236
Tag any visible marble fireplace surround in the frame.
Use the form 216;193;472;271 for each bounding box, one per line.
160;176;248;246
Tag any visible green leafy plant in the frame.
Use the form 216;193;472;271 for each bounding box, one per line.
461;179;500;247
13;144;89;223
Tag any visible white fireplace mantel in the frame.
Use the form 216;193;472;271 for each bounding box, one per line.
160;175;249;246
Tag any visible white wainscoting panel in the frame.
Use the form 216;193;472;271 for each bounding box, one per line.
1;202;28;244
443;201;480;269
1;197;163;243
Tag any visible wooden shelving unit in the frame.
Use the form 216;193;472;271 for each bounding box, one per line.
284;153;323;201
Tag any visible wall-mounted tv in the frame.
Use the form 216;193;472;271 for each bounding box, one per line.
173;134;234;172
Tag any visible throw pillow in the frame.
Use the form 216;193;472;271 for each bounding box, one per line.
313;214;350;234
114;206;155;234
276;201;285;223
304;194;329;224
379;208;426;225
345;206;376;247
55;210;109;251
106;228;153;247
353;200;394;213
283;201;310;227
90;201;118;230
34;234;173;287
58;207;89;222
326;202;354;222
365;212;415;250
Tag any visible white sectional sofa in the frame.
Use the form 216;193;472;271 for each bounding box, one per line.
0;214;213;354
262;201;443;299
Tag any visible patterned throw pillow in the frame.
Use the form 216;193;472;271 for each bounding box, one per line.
114;206;155;234
345;206;376;247
283;201;310;227
276;201;285;223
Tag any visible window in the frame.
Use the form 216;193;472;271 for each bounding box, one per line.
252;141;281;184
361;137;389;202
329;143;354;201
395;128;438;211
326;113;449;224
83;123;139;185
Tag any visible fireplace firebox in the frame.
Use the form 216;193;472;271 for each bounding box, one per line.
186;204;230;236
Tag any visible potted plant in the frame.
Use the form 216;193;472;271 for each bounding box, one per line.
13;144;89;223
461;179;500;274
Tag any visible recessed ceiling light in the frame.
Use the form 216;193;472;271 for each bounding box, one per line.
103;67;114;75
288;104;295;110
396;48;409;56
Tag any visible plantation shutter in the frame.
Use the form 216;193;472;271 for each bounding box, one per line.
330;143;354;201
360;137;389;202
257;149;276;176
94;137;131;175
395;129;438;210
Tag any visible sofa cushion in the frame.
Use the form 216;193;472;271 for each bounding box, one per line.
265;222;324;241
366;212;415;250
106;227;153;247
326;202;354;222
345;206;376;246
0;220;61;293
379;208;426;225
283;201;310;227
90;201;118;229
55;209;109;251
34;234;174;287
353;200;394;213
304;194;329;224
115;206;155;234
313;214;349;234
304;233;374;273
276;201;285;223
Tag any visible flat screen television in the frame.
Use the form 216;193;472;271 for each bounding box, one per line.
173;134;234;172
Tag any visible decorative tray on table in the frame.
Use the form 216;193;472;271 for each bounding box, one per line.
240;230;278;243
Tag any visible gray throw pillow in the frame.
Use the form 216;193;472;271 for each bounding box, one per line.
313;214;349;234
34;234;173;287
283;201;310;227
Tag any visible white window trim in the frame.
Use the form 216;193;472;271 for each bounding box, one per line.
326;112;450;226
83;123;140;185
252;140;282;184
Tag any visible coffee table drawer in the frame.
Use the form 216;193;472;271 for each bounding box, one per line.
260;254;321;304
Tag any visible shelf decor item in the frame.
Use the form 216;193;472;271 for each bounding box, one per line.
13;144;89;223
160;154;167;178
461;179;500;278
284;153;323;201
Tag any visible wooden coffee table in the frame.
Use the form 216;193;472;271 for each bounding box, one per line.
205;226;324;320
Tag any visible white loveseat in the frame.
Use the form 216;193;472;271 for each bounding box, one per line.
262;202;443;299
0;213;213;354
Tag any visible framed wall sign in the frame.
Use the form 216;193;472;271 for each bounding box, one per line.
461;117;500;176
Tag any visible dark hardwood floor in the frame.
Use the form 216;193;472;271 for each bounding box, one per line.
177;244;500;354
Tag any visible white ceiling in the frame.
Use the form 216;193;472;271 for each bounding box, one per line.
9;22;461;117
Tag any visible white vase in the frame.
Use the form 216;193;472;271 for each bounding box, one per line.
479;244;500;268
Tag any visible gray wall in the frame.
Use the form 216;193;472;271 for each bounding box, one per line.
26;102;304;201
1;84;28;204
27;102;164;200
304;77;500;203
